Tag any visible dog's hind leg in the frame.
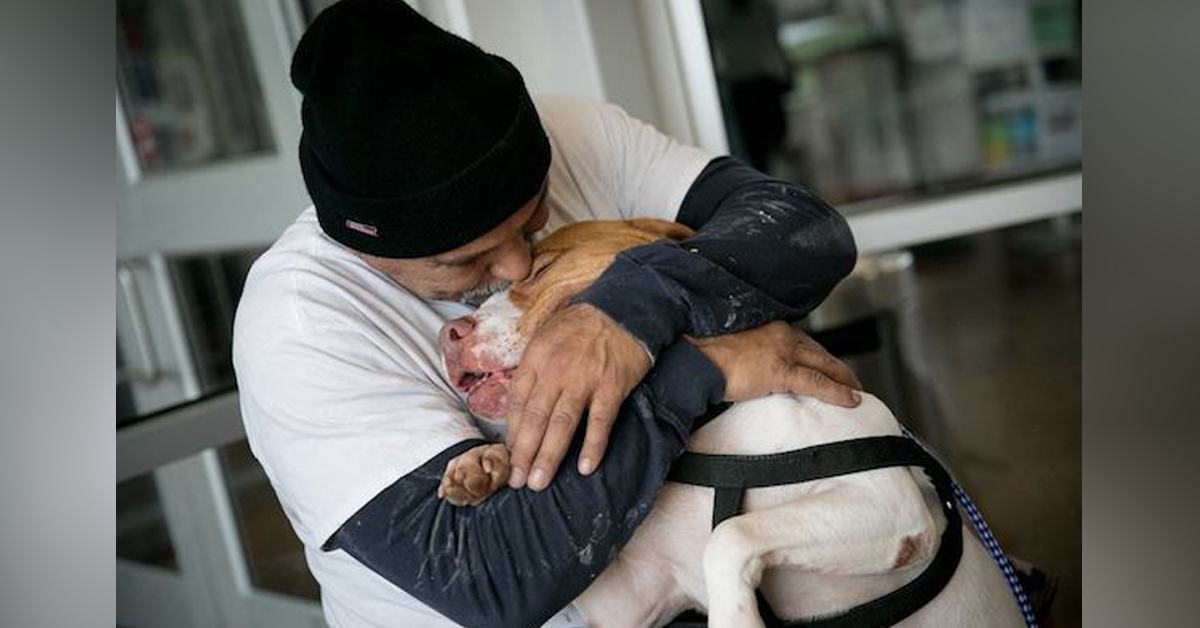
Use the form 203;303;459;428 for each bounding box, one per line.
702;477;936;628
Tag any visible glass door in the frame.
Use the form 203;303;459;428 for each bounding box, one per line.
115;1;321;626
117;3;473;626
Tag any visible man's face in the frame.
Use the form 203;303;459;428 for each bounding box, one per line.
361;184;550;305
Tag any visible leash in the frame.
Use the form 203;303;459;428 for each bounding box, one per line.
669;434;962;628
898;428;1038;628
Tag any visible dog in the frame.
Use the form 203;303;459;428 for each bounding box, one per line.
437;219;1023;628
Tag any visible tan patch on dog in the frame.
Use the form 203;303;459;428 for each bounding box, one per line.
893;534;923;569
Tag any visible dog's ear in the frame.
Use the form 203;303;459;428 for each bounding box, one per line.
626;218;694;242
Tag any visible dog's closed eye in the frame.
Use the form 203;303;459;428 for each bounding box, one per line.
525;252;562;284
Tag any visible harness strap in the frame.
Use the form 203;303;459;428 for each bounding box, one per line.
669;435;948;489
711;487;746;528
668;435;962;628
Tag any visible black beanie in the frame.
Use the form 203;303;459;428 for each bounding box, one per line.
291;0;551;258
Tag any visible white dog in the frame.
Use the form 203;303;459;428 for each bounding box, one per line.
438;220;1025;628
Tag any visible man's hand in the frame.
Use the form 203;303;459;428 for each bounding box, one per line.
689;321;862;405
505;303;651;491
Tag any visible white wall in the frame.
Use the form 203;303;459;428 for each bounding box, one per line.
461;0;607;103
582;0;662;128
454;0;720;150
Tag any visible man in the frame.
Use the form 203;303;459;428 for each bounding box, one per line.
233;0;858;626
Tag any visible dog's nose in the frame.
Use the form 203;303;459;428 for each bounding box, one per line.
439;316;477;361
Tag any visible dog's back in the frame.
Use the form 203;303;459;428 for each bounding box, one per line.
574;393;1024;627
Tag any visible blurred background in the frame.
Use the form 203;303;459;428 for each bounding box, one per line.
115;1;1079;626
705;0;1080;203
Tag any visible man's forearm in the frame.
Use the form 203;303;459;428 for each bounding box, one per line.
578;156;856;356
325;341;724;628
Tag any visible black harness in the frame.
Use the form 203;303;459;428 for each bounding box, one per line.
667;413;962;628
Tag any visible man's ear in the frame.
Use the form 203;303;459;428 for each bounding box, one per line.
626;218;695;242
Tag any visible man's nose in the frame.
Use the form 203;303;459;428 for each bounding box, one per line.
439;316;477;360
489;239;532;283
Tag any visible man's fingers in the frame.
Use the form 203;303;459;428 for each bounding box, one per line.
527;391;587;491
505;369;536;448
507;387;560;489
794;346;862;390
786;365;861;407
579;390;621;475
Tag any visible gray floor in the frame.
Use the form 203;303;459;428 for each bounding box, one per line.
896;216;1081;627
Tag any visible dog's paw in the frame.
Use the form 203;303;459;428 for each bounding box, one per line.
438;444;511;507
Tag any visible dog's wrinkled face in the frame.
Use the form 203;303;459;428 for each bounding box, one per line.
438;219;693;420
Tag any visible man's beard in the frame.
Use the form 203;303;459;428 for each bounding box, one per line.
457;279;511;308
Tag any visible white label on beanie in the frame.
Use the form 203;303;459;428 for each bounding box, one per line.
346;219;379;237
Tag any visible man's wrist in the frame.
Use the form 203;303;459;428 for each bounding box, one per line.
647;340;726;421
632;335;656;367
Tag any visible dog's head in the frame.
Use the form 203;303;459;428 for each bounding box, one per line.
438;219;693;420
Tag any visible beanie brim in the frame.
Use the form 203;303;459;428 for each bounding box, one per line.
301;56;551;259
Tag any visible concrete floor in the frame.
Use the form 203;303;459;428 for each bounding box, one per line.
897;215;1082;627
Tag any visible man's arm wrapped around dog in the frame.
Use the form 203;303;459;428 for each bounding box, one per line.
326;341;724;628
578;156;858;358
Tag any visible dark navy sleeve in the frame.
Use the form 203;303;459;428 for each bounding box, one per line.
576;156;857;357
324;340;725;628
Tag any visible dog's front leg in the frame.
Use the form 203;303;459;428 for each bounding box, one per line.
437;443;511;506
